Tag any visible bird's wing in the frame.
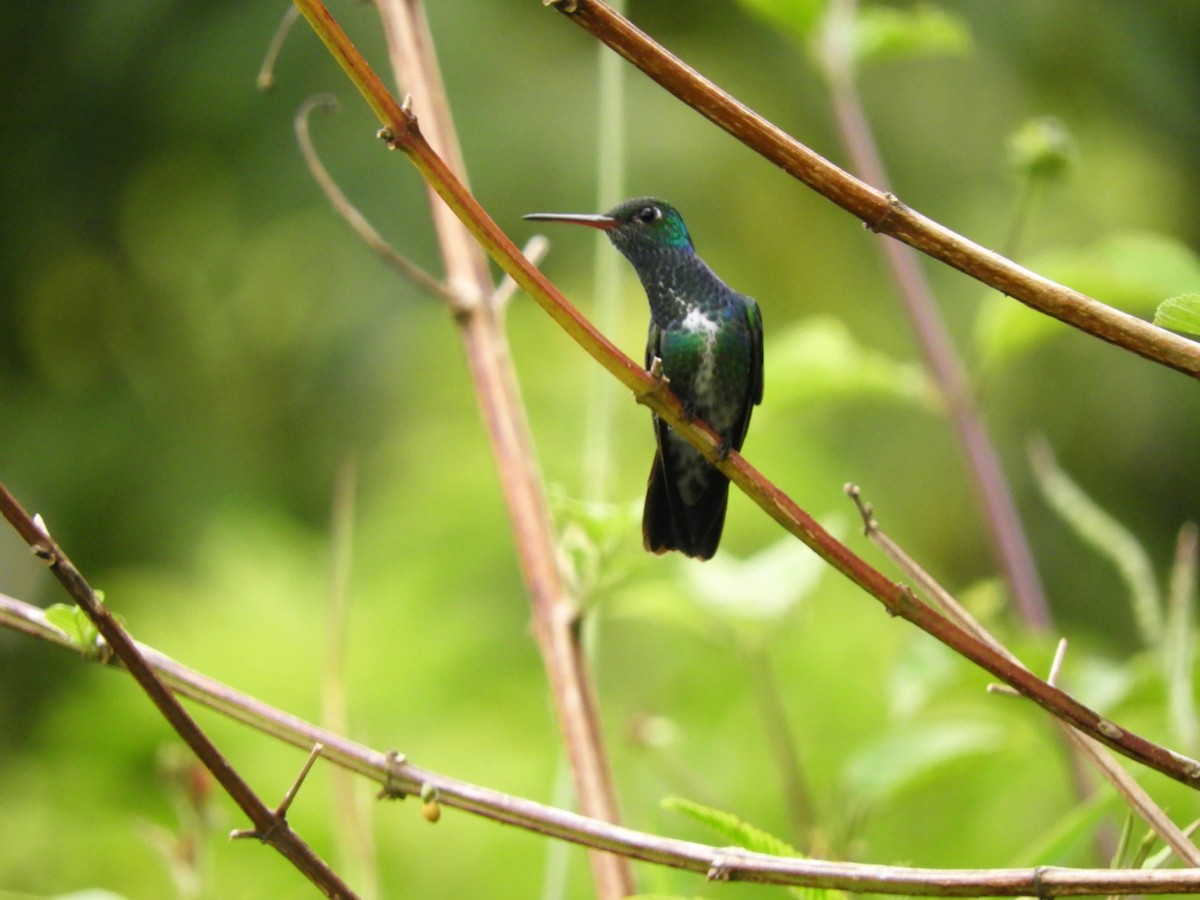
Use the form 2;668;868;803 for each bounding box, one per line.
725;294;763;454
746;295;764;407
645;318;663;372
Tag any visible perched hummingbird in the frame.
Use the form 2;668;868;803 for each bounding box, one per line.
525;198;763;560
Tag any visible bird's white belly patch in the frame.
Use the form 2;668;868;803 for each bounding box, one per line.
681;307;720;395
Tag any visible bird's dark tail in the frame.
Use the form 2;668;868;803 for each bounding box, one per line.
642;449;729;561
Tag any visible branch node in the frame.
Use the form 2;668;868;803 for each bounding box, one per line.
1096;718;1124;740
543;0;580;12
865;192;907;235
891;584;922;618
377;126;399;150
31;542;57;565
230;817;284;844
1031;865;1051;900
1180;756;1200;783
706;849;741;882
377;749;409;800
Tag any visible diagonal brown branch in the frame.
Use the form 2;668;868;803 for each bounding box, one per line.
0;485;359;900
546;0;1200;380
286;0;1200;792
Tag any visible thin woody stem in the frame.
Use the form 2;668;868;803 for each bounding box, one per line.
0;486;358;900
287;0;1200;791
4;589;1200;896
845;485;1200;869
295;94;456;303
546;0;1200;380
819;0;1050;630
362;1;633;895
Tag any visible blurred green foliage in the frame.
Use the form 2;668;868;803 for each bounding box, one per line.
2;1;1200;897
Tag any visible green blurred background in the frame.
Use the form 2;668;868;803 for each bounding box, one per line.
2;1;1199;897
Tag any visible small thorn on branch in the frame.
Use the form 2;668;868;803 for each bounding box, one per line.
230;743;325;842
989;638;1066;697
277;743;324;819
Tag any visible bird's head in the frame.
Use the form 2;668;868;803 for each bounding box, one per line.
525;197;693;258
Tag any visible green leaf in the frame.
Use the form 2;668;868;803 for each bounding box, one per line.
738;0;830;40
44;603;100;652
684;530;841;624
1006;117;1077;182
1153;293;1200;336
843;721;1002;804
768;316;936;408
1164;523;1199;752
852;2;973;65
1142;818;1200;870
1028;437;1162;646
887;635;958;721
547;485;640;597
662;796;799;857
975;232;1200;367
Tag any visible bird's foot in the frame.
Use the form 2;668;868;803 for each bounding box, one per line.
637;357;675;412
714;436;733;462
647;355;670;385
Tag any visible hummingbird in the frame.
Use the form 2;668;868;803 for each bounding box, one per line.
525;198;763;560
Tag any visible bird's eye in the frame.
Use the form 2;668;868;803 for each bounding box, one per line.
636;206;661;224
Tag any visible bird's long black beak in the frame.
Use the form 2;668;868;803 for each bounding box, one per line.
523;212;618;231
